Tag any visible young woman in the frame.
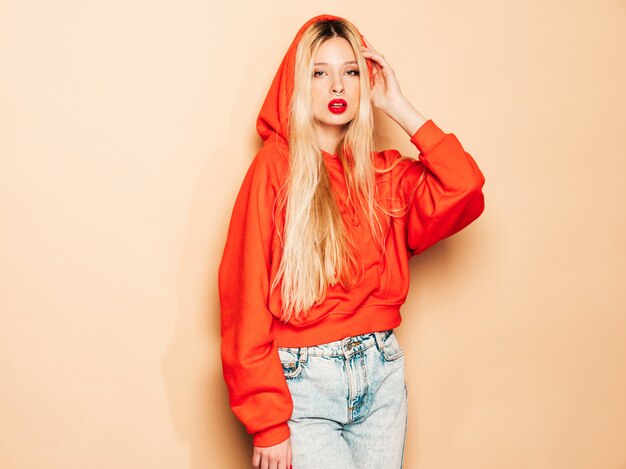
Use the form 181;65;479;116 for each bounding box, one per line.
218;13;485;469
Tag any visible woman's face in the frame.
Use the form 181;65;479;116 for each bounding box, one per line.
311;37;361;134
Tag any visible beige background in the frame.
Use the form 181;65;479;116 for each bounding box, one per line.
1;0;625;468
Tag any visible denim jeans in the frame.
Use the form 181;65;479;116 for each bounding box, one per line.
277;329;408;469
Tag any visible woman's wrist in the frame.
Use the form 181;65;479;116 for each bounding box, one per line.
386;95;428;137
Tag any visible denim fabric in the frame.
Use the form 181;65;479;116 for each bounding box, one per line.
277;329;408;469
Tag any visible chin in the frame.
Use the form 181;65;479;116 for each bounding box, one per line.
323;114;357;127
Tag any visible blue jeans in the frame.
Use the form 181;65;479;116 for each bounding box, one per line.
277;329;408;469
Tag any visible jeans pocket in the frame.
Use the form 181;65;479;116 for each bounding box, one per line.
380;330;404;362
277;347;306;379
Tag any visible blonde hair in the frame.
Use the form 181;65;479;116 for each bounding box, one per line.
272;19;416;322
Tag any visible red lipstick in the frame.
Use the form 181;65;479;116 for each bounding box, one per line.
328;99;347;114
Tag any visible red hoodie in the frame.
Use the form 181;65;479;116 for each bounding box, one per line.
218;13;485;447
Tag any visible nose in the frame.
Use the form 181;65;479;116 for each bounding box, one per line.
331;76;344;95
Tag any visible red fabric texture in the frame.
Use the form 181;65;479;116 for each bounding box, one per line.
218;13;486;447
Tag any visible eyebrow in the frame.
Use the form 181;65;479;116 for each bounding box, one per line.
313;61;358;66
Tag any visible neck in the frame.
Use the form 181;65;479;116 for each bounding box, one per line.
315;122;344;155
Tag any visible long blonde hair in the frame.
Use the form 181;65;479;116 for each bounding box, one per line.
272;19;415;322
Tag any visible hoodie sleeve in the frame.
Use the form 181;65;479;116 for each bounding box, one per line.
218;144;292;447
398;119;486;256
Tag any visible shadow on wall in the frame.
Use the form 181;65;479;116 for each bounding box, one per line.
160;16;274;469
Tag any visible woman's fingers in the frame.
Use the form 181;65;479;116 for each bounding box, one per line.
362;49;387;87
287;440;292;468
361;37;386;63
359;38;404;110
252;439;291;469
362;48;390;71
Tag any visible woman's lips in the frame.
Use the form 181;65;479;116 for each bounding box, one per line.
328;99;347;114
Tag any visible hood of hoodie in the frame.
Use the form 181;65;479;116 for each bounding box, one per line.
256;14;372;146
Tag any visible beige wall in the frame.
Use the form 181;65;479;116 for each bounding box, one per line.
1;1;625;468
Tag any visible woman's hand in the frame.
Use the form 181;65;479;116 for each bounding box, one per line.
360;36;428;137
252;437;292;469
360;36;405;114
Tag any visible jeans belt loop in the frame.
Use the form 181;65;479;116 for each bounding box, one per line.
341;337;353;359
374;331;386;353
298;346;308;363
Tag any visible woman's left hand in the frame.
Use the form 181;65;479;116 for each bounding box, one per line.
360;36;405;114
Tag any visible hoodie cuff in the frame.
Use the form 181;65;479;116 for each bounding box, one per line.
252;422;291;447
410;119;447;155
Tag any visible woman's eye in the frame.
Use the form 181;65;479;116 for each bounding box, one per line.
313;70;359;77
